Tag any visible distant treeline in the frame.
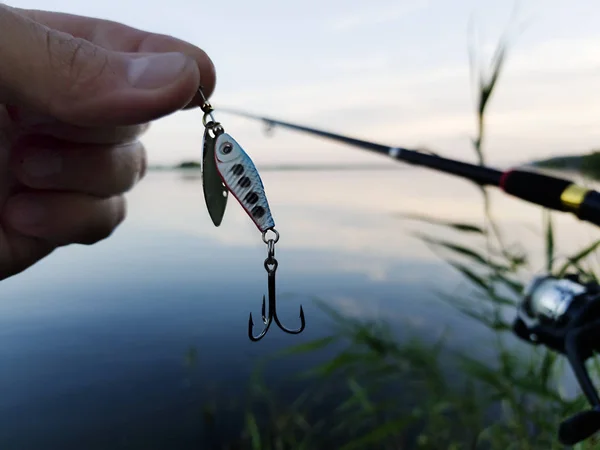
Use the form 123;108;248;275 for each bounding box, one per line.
148;151;600;178
147;161;403;172
531;150;600;180
177;161;201;169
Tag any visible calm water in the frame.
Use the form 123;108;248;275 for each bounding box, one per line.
0;167;596;449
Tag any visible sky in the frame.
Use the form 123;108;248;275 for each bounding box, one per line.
6;0;600;167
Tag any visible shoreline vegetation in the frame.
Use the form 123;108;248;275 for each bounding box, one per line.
185;31;600;450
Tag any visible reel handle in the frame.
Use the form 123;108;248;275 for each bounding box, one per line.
559;408;600;445
559;323;600;445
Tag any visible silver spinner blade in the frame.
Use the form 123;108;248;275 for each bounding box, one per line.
202;128;229;226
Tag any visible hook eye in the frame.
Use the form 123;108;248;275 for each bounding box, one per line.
264;259;278;272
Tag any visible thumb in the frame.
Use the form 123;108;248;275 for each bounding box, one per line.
0;6;201;126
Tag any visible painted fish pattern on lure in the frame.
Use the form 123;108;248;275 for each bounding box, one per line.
214;132;275;233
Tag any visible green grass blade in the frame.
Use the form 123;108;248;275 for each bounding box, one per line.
277;335;339;356
445;258;489;292
346;378;375;414
544;210;555;272
245;412;262;450
339;415;418;450
393;212;486;234
557;239;600;276
416;234;492;267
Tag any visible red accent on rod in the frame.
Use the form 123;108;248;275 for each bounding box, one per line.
499;170;513;190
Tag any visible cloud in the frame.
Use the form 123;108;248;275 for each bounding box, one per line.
324;0;430;32
505;37;600;76
321;52;391;74
212;35;600;162
141;23;600;167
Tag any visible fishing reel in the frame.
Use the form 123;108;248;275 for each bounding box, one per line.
513;273;600;445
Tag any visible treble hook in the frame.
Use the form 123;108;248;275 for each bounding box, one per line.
248;236;306;342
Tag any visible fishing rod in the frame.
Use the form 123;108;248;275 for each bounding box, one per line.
218;107;600;230
217;107;600;445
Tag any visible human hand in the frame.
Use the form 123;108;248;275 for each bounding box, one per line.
0;5;215;279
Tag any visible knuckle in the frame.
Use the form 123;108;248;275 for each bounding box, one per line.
76;125;146;146
45;30;115;119
115;197;127;226
113;124;149;144
114;142;146;193
80;226;111;246
81;197;126;246
138;145;148;182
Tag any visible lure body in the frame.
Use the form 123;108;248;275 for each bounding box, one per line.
214;132;275;233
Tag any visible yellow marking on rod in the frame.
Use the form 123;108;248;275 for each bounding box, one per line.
561;184;589;212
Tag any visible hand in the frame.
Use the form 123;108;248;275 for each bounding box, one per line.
0;5;216;279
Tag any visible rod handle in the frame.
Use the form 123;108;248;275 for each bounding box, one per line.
500;169;600;228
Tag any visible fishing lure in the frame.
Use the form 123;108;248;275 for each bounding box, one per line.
197;87;306;342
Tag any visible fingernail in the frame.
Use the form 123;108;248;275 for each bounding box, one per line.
9;198;45;228
22;150;62;178
127;52;190;89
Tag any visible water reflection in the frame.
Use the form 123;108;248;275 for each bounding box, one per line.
0;168;593;449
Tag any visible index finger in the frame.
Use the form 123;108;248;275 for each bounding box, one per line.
13;8;216;104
